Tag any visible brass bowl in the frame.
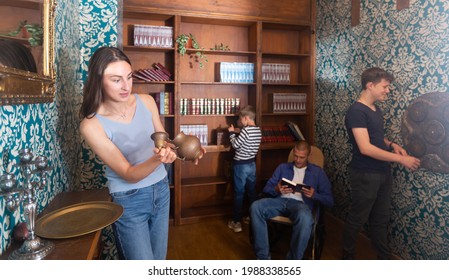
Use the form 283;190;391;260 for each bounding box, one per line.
150;131;202;161
172;132;202;161
151;131;169;149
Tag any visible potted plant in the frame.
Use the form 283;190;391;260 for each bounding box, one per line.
175;33;208;69
3;20;43;46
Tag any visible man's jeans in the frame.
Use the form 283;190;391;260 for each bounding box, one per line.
111;176;170;260
250;197;313;260
343;169;392;259
232;162;257;222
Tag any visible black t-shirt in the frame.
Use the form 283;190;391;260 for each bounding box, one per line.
345;102;389;173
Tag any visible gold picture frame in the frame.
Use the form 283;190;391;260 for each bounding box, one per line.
0;0;56;105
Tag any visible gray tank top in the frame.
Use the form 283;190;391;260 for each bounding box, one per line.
95;94;166;193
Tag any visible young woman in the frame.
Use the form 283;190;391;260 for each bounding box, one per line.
79;46;179;260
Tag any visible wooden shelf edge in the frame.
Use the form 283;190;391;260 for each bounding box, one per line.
204;145;231;152
260;142;295;150
262;112;307;116
181;176;230;187
123;46;175;52
262;52;310;58
262;83;311;86
180;114;237;117
181;81;256;85
133;80;174;84
186;48;256;56
0;34;30;45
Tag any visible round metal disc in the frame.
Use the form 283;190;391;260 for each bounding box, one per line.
423;119;445;145
407;101;428;122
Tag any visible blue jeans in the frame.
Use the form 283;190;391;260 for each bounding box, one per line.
250;197;313;260
232;162;257;222
111;177;170;260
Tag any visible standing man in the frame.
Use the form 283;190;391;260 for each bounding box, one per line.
343;67;420;260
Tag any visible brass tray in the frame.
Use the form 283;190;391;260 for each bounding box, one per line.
35;201;123;239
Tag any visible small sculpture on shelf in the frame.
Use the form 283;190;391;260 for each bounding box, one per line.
210;42;230;51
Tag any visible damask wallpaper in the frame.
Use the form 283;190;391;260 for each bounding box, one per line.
315;0;449;259
77;0;119;259
2;0;448;260
0;0;79;254
0;0;118;257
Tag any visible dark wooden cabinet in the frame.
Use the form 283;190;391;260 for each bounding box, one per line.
121;0;316;225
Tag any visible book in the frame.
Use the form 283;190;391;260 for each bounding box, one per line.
154;63;173;79
287;121;305;141
281;177;311;193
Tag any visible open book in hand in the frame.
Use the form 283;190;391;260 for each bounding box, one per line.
281;178;311;193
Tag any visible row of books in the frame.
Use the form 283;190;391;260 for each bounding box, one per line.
174;122;304;146
132;63;173;82
180;98;240;115
216;62;254;83
262;63;291;84
261;126;296;143
180;124;208;146
151;92;174;115
272;93;307;113
133;24;173;48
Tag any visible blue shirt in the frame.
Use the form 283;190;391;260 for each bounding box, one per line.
95;94;166;193
262;162;334;211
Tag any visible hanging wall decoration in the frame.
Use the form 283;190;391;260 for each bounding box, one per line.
401;92;449;173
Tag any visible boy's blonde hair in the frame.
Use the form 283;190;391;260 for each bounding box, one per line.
238;105;256;120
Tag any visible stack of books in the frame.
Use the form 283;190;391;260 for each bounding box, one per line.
216;62;254;83
262;63;290;84
272;93;307;113
179;97;240;115
133;63;173;82
180;124;208;146
260;125;296;143
150;92;173;115
133;24;173;48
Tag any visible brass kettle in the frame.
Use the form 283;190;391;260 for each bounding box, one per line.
151;131;202;162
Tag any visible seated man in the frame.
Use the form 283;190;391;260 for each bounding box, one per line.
250;140;334;260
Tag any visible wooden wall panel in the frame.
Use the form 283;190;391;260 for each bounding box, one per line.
125;0;312;24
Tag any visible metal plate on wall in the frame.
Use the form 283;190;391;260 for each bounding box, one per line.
401;92;449;173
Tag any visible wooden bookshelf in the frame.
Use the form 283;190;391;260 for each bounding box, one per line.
122;0;316;225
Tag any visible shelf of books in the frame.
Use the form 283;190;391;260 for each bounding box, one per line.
122;9;178;221
176;16;256;225
123;0;316;225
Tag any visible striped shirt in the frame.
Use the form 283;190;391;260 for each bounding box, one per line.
229;125;262;162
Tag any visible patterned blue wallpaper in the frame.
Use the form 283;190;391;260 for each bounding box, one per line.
315;0;449;259
3;0;448;260
0;0;79;254
77;0;119;259
0;0;117;257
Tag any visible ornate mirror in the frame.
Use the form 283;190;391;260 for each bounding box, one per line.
0;0;56;105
